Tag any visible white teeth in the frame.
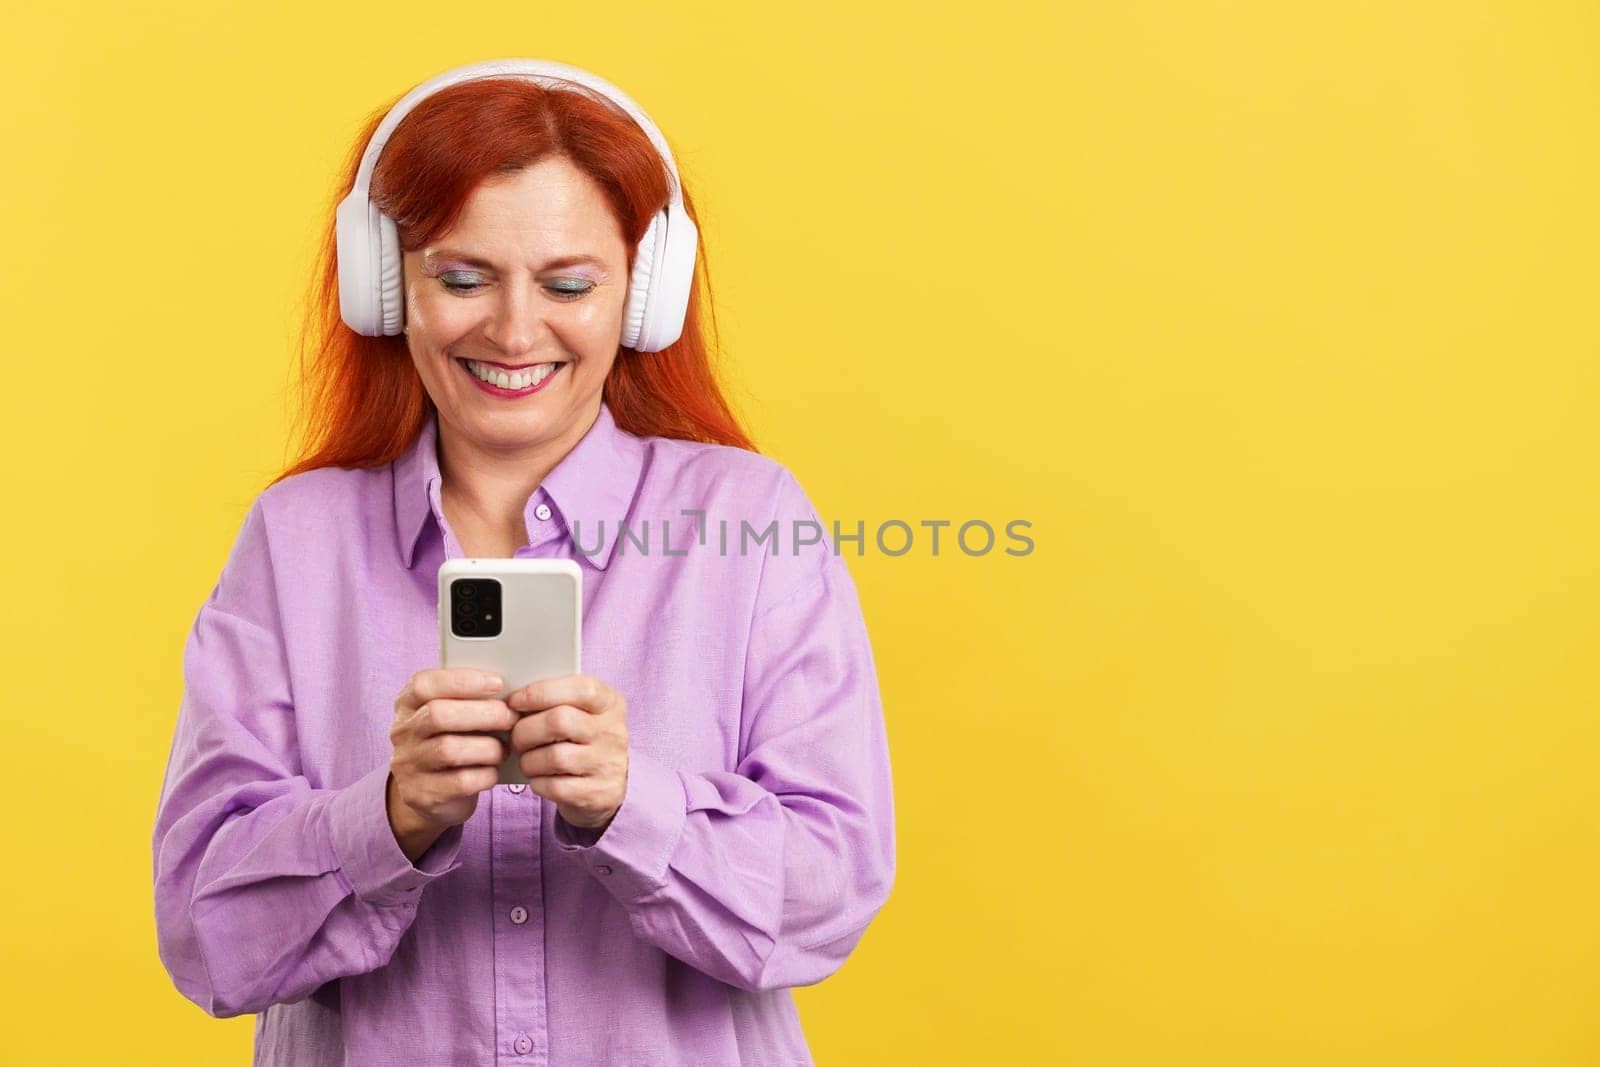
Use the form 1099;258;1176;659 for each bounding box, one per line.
465;360;559;390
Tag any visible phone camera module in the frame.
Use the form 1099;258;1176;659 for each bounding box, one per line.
450;577;503;638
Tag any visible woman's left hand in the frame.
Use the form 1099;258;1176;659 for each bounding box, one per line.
507;674;629;833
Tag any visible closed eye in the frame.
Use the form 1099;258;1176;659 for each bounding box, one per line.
439;271;595;301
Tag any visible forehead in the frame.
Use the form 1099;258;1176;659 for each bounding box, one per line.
425;159;626;268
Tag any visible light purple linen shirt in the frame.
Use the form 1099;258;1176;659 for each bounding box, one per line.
151;400;895;1066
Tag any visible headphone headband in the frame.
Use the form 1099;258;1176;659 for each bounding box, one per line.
346;58;686;214
335;58;698;351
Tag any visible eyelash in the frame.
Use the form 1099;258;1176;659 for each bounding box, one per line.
438;273;594;301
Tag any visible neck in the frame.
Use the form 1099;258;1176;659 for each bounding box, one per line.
435;402;600;542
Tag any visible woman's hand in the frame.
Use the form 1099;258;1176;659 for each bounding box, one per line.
388;668;513;860
508;674;630;834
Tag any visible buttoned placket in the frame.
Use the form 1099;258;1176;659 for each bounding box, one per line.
429;475;562;1062
500;494;567;1063
491;776;548;1064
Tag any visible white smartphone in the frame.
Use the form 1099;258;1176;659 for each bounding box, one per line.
438;558;582;786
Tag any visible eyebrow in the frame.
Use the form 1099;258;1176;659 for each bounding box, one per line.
423;249;607;271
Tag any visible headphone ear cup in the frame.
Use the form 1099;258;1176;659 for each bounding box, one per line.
377;211;404;336
621;211;663;351
335;190;378;335
639;205;698;353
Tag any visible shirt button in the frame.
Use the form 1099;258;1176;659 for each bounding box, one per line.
507;783;525;793
513;1033;533;1055
594;864;613;876
509;905;528;925
534;503;552;521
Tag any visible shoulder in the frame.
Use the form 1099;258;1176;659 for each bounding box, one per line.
635;435;839;608
207;464;391;618
254;464;389;543
640;435;789;489
215;465;376;573
636;436;810;516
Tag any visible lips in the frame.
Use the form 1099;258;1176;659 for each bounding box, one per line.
469;359;555;371
456;357;565;397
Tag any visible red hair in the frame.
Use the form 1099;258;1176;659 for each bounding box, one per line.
272;76;757;486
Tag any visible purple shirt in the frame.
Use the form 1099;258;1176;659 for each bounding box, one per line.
151;401;895;1065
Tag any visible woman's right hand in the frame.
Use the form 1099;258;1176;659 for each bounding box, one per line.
386;668;513;861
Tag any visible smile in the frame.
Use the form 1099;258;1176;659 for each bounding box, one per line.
457;358;564;397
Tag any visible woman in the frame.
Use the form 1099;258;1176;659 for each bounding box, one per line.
152;59;895;1066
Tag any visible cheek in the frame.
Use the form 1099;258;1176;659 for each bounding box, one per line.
565;293;628;348
407;293;479;347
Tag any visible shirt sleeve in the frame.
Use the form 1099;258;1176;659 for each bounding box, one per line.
551;470;897;992
151;495;466;1018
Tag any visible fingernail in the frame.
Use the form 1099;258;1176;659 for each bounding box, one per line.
482;673;503;691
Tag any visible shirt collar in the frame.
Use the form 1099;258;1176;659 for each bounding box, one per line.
392;400;645;570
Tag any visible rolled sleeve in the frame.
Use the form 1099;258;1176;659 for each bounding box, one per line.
552;748;687;904
327;765;465;906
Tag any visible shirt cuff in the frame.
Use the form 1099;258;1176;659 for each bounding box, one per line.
327;764;465;906
551;748;686;904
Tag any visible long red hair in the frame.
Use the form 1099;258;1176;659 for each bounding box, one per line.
272;76;757;487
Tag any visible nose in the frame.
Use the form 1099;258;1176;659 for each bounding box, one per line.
481;278;548;359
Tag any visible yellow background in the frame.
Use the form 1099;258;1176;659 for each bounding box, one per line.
3;1;1597;1063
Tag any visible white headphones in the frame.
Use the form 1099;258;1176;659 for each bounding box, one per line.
334;58;698;352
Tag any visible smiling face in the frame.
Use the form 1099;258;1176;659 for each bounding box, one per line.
401;155;632;459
